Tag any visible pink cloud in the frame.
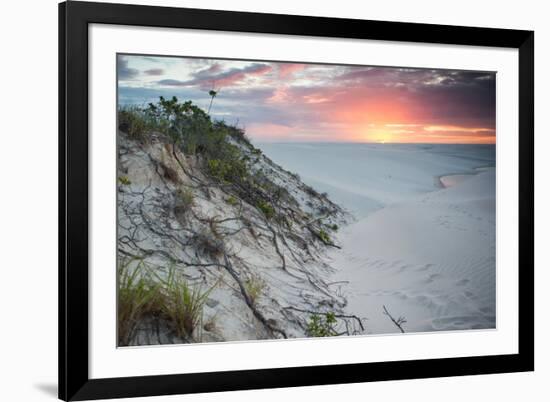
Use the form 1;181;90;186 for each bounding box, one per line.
277;63;307;79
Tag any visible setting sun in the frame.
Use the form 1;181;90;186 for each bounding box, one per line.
119;56;496;144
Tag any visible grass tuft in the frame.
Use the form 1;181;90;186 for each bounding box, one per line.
118;260;161;346
174;188;195;218
161;267;215;338
244;275;266;306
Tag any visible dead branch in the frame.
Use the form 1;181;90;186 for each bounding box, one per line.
382;305;406;333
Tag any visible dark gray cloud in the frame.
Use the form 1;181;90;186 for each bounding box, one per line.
118;58;139;80
158;63;273;88
143;68;164;76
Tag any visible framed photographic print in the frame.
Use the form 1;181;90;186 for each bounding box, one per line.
59;1;534;400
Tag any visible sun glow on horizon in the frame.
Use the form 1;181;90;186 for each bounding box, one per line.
119;55;496;145
349;122;496;145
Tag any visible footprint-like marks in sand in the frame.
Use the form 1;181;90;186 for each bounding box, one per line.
360;259;437;276
398;264;413;273
425;273;442;283
416;263;434;272
390;260;404;268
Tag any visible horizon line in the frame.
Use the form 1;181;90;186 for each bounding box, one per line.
253;140;496;145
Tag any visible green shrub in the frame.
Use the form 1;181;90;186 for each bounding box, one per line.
118;107;150;142
207;159;226;180
318;229;331;243
207;157;246;183
144;96;212;148
257;200;275;219
307;312;337;337
118;176;131;185
225;196;238;206
330;224;338;231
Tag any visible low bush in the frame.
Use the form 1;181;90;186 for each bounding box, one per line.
207;156;246;183
225;196;238;206
318;229;331;244
118;176;131;186
118;106;150;142
257;200;275;219
307;312;337;337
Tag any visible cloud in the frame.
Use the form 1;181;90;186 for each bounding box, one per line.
118;55;496;143
143;68;164;76
277;63;307;78
158;63;273;89
118;58;139;80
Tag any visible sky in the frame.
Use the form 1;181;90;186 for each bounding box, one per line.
118;54;496;144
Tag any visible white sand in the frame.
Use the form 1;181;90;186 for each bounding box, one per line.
261;143;496;334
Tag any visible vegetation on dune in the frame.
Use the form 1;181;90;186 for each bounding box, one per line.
307;312;338;337
118;259;162;346
117;96;350;344
118;106;152;142
256;199;275;219
118;176;131;186
244;274;266;306
118;259;215;345
225;195;238;206
173;188;195;221
318;229;331;244
161;266;215;339
118;96;306;223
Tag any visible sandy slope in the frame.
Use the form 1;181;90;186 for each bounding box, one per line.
328;169;496;334
261;143;496;334
117;133;350;344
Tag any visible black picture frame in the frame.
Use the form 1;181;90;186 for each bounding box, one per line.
59;1;534;400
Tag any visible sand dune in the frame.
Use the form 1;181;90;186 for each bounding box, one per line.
328;169;496;334
261;143;496;335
